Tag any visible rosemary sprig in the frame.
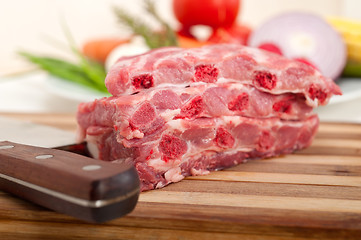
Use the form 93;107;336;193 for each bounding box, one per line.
144;0;178;47
113;0;178;49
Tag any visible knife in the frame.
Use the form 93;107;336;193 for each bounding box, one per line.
0;116;140;223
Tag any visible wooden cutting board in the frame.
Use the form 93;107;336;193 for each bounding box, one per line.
0;113;360;239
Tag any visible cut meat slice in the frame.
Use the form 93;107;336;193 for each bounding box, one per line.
79;115;319;191
105;44;341;107
77;83;314;141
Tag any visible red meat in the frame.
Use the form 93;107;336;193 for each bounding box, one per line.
79;114;319;191
105;44;341;107
77;44;340;191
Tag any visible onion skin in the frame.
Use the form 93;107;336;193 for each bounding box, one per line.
248;12;347;80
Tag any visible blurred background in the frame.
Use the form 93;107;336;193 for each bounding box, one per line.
0;0;360;122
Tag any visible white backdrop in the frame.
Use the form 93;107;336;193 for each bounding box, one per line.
1;0;360;75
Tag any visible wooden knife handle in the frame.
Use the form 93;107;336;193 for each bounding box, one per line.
0;141;140;223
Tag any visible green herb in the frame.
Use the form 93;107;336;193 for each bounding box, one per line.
19;52;108;93
114;0;178;49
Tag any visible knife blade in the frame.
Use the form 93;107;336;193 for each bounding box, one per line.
0;116;140;223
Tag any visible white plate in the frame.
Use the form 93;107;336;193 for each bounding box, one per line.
329;77;361;104
46;75;110;102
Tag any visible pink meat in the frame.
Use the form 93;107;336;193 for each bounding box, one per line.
105;44;341;107
77;43;341;192
79;114;319;191
77;83;313;140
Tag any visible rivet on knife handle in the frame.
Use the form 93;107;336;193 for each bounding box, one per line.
0;141;140;223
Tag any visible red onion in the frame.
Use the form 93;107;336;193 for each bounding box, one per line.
248;12;346;80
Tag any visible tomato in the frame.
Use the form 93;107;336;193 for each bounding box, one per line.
173;0;241;36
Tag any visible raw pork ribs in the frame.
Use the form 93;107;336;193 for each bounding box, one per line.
77;44;341;191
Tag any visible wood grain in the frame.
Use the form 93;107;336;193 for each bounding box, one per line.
0;113;361;239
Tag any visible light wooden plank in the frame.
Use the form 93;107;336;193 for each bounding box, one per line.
266;155;361;166
311;138;361;149
228;160;361;177
186;171;361;187
318;123;361;135
139;191;361;214
162;179;361;200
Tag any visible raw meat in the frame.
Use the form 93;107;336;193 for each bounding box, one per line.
77;43;341;191
105;44;341;107
77;83;313;142
78;111;319;191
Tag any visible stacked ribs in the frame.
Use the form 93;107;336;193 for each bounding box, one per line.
77;44;341;191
